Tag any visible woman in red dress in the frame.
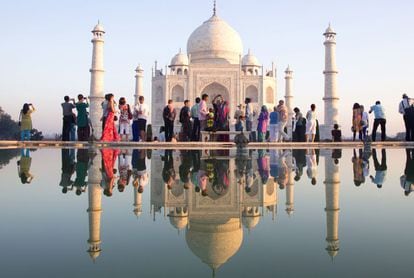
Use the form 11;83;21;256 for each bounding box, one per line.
101;94;120;142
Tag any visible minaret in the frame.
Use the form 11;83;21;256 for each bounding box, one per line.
321;24;339;139
133;189;143;217
134;64;144;106
87;148;103;262
285;151;295;216
284;65;294;138
324;156;340;260
89;22;105;139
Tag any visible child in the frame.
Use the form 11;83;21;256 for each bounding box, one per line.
206;108;215;131
118;97;131;141
331;124;342;142
235;115;245;132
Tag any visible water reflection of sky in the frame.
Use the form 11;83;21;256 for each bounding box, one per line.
0;147;413;278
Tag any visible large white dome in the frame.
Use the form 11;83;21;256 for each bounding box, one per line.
187;15;243;64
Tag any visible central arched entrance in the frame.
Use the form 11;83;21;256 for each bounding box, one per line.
201;82;230;104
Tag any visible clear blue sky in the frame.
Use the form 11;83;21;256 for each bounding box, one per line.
1;0;413;136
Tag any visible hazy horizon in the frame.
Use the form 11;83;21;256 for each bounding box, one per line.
1;0;413;136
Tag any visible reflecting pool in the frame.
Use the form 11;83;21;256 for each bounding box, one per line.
0;147;413;277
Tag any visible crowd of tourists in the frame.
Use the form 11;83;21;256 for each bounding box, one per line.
14;92;414;143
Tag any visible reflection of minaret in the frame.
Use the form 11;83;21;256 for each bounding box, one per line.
87;148;103;262
285;152;295;216
133;190;142;217
324;156;340;259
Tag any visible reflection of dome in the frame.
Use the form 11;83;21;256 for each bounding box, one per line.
242;49;260;67
187;15;243;64
242;216;260;230
169;216;188;230
170;50;189;66
185;218;243;271
87;244;101;262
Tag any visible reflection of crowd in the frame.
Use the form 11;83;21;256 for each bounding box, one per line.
52;147;414;199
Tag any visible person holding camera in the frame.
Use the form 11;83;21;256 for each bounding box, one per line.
19;103;35;141
61;96;76;141
75;94;90;141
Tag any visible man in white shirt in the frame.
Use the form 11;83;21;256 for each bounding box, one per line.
399;94;412;141
135;96;149;142
369;101;386;142
198;94;209;139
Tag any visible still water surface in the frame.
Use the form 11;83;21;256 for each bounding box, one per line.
0;147;413;278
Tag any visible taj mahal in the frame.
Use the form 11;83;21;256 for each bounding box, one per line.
87;2;339;140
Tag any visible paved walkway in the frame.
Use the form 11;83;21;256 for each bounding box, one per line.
1;140;413;150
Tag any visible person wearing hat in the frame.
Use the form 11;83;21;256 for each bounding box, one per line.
399;93;413;141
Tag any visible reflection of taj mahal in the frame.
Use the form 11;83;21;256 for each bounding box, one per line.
84;148;341;274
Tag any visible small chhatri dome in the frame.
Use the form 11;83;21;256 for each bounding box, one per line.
242;49;260;67
170;49;189;66
187;14;243;64
324;24;336;35
135;64;143;72
92;21;105;33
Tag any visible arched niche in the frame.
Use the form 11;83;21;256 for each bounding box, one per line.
266;87;274;103
201;82;230;104
171;85;184;103
246;85;258;103
155;86;163;103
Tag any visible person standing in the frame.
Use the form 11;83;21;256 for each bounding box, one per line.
198;94;209;135
101;94;109;131
370;149;387;189
75;94;90;141
245;98;254;141
191;97;201;141
19;103;35;141
399;94;412;141
136;96;149;142
257;105;269;142
305;104;317;142
269;106;279;142
234;104;245;132
61;96;75;141
179;100;192;141
293;107;306;142
369;101;386;142
101;94;120;142
276;100;289;142
331;124;342;142
118;97;132;141
163;99;176;142
360;105;369;141
352;103;362;141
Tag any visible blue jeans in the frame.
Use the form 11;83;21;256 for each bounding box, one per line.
70;124;76;141
132;121;140;142
20;130;30;141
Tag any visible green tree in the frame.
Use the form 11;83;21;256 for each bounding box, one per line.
0;107;20;140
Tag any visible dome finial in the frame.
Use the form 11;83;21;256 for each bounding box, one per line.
213;0;217;16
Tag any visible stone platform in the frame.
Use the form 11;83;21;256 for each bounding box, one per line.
0;140;413;150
